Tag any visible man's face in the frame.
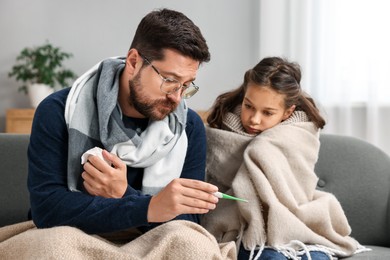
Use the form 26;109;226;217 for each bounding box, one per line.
128;49;199;121
128;72;178;121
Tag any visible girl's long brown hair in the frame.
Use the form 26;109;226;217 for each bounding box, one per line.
207;57;325;129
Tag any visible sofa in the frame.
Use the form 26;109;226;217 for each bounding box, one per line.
0;133;389;259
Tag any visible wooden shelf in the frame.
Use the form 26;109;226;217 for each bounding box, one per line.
6;109;35;134
4;109;207;134
197;110;209;123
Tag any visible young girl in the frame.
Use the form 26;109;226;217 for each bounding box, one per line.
202;57;363;260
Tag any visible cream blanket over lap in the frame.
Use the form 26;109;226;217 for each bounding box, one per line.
0;220;236;259
202;111;362;258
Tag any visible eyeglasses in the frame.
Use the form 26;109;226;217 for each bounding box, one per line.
139;53;199;99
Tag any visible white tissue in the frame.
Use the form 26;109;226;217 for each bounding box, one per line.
81;147;111;165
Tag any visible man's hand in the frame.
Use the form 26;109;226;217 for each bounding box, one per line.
82;150;127;198
147;178;219;223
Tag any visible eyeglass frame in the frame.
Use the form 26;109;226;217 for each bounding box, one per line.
138;53;199;99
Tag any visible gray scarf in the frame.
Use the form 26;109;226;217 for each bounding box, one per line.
65;57;188;195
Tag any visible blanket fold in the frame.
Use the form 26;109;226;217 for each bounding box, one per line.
0;220;236;260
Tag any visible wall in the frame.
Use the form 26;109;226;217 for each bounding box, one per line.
0;0;259;132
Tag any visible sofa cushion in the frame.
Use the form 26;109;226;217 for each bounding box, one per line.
347;245;390;259
0;134;30;227
315;134;390;247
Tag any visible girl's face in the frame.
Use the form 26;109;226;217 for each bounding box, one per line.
240;84;295;135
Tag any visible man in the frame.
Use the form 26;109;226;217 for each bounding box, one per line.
27;8;218;235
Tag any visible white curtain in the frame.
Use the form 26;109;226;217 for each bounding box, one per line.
258;0;390;155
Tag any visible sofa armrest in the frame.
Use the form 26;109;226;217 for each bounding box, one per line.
315;134;390;247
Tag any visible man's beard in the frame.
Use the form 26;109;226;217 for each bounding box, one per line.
128;73;179;121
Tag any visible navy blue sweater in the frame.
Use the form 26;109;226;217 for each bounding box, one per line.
27;87;207;234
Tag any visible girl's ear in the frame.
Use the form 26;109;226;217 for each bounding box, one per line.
282;105;296;120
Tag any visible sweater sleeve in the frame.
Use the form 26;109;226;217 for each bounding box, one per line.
139;109;207;232
28;89;207;234
171;109;207;223
28;88;151;234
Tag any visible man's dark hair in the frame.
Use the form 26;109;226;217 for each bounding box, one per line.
130;8;210;64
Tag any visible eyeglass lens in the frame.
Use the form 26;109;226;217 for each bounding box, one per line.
139;52;199;99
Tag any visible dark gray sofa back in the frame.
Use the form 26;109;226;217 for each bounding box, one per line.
315;134;390;247
0;133;30;227
1;133;389;248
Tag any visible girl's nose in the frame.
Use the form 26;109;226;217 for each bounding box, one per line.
250;113;261;125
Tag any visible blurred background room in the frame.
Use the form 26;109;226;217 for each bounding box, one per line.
1;0;389;155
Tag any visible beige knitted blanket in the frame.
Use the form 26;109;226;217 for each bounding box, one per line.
0;220;236;259
202;121;361;258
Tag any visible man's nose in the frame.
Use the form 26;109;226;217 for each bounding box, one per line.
166;89;182;103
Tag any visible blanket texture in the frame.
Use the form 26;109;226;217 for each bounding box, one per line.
202;111;361;259
0;220;236;260
64;57;188;195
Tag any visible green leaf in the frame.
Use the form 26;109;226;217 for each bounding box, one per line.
8;41;77;94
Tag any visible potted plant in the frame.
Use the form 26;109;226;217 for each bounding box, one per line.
8;41;77;107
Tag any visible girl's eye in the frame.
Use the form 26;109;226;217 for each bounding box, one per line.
264;111;273;116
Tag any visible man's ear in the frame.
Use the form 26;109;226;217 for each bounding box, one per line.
125;49;142;76
283;105;296;120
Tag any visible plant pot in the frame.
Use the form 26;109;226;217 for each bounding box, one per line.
28;83;54;108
